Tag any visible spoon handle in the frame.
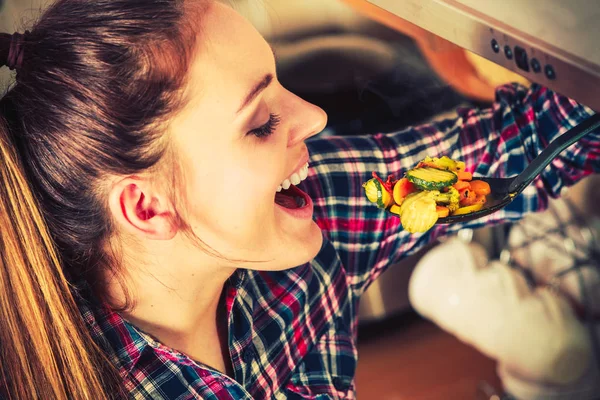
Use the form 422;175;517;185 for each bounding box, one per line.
508;112;600;194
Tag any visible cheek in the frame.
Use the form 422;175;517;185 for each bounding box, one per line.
228;139;286;199
184;145;281;231
227;148;281;205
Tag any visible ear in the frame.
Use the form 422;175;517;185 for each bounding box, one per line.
107;177;178;240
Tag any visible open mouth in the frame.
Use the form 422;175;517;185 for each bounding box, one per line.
275;184;309;209
274;162;310;210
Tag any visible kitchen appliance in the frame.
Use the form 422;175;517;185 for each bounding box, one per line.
362;0;600;111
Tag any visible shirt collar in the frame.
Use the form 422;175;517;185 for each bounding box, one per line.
78;269;248;375
79;298;150;374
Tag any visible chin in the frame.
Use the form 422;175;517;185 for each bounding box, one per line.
305;221;324;259
268;221;323;271
287;221;323;268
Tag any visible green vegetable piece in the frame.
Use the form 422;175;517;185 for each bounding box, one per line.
435;187;460;212
406;167;458;191
362;178;393;209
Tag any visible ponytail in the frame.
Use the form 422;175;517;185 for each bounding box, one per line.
0;0;204;396
0;117;123;399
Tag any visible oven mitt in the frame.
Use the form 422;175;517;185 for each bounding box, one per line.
498;358;600;400
408;237;592;386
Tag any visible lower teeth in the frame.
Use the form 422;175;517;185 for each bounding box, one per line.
295;196;306;208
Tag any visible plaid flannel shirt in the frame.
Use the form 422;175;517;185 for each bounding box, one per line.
80;84;599;399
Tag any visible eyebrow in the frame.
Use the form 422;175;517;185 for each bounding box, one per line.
236;46;277;115
236;73;273;115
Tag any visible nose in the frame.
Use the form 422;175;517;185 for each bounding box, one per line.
283;89;328;146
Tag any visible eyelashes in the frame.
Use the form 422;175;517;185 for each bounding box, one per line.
249;113;281;138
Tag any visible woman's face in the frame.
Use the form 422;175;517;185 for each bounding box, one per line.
169;2;327;270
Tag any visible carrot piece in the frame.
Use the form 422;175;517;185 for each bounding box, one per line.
453;180;471;191
456;171;473;181
470;180;491;196
393;178;418;205
459;188;477;206
474;194;487;205
436;206;450;218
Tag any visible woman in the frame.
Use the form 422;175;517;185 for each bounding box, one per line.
0;0;597;399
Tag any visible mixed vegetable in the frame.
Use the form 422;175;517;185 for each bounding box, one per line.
362;156;491;233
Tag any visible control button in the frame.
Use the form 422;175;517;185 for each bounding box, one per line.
504;45;513;60
490;39;500;53
531;58;541;73
513;46;529;72
544;64;556;80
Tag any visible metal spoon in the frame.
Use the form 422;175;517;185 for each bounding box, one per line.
436;113;600;224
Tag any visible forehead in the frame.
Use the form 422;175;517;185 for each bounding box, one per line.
182;2;273;113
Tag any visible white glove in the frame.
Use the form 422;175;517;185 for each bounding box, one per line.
409;238;592;385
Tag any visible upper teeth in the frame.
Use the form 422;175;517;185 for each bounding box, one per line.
277;162;309;192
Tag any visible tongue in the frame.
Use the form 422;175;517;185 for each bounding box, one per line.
275;191;300;209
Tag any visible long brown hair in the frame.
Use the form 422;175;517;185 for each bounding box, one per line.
0;0;203;398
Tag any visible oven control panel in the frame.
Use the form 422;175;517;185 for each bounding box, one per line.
367;0;600;111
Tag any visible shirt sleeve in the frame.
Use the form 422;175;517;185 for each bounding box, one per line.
301;83;599;297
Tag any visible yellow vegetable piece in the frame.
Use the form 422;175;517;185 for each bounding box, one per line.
452;203;484;216
363;179;379;203
399;191;439;233
389;204;401;215
433;156;458;171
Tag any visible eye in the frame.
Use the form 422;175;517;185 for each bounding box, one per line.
249;113;280;138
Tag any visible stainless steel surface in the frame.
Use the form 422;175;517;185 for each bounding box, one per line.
367;0;600;111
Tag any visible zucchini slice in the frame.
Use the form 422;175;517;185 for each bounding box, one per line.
362;178;393;209
421;156;458;171
406;167;457;191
